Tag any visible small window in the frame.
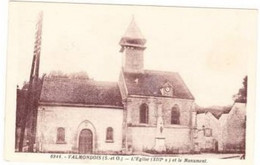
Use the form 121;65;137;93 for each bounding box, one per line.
171;105;180;124
106;127;113;142
204;128;212;137
56;127;65;143
140;103;149;124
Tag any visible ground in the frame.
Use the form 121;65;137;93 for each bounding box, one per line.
134;152;244;159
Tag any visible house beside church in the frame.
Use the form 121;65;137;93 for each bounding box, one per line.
195;111;222;152
221;102;246;152
34;18;196;154
195;102;246;153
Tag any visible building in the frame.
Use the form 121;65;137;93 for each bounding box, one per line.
222;102;246;152
195;103;246;153
195;111;221;152
34;18;196;154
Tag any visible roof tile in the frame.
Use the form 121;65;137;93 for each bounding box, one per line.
40;78;123;108
123;69;194;99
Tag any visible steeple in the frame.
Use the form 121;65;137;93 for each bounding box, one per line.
119;17;146;73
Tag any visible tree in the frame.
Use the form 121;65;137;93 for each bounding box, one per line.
46;70;89;80
233;76;247;103
69;71;89;80
46;70;68;79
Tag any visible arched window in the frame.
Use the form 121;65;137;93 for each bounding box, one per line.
106;127;113;141
57;127;65;143
171;105;180;124
140;103;149;124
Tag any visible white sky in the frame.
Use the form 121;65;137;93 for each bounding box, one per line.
8;2;257;107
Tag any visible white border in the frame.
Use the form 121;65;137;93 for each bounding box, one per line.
1;0;259;165
7;0;260;9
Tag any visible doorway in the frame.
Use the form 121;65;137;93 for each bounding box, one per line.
78;129;93;154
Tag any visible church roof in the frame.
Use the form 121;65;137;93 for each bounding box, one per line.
122;70;194;99
39;78;123;108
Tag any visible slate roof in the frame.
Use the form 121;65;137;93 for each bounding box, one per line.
119;18;146;51
40;78;123;108
123;17;145;40
122;70;194;99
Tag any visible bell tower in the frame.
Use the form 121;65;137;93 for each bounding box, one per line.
119;18;146;73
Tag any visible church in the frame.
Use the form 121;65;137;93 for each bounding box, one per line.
35;18;196;154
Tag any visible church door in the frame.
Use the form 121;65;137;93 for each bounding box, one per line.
78;129;93;154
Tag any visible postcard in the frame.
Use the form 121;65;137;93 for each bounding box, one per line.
4;1;257;165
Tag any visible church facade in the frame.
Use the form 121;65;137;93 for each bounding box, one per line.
35;19;196;154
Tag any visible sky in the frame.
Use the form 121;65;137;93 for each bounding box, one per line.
8;2;257;107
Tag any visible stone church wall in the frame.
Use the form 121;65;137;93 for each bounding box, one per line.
164;126;192;152
129;126;191;153
125;97;194;153
126;97;194;127
123;48;144;73
36;105;123;153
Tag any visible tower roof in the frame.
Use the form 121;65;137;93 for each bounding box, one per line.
119;17;146;49
123;17;145;40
